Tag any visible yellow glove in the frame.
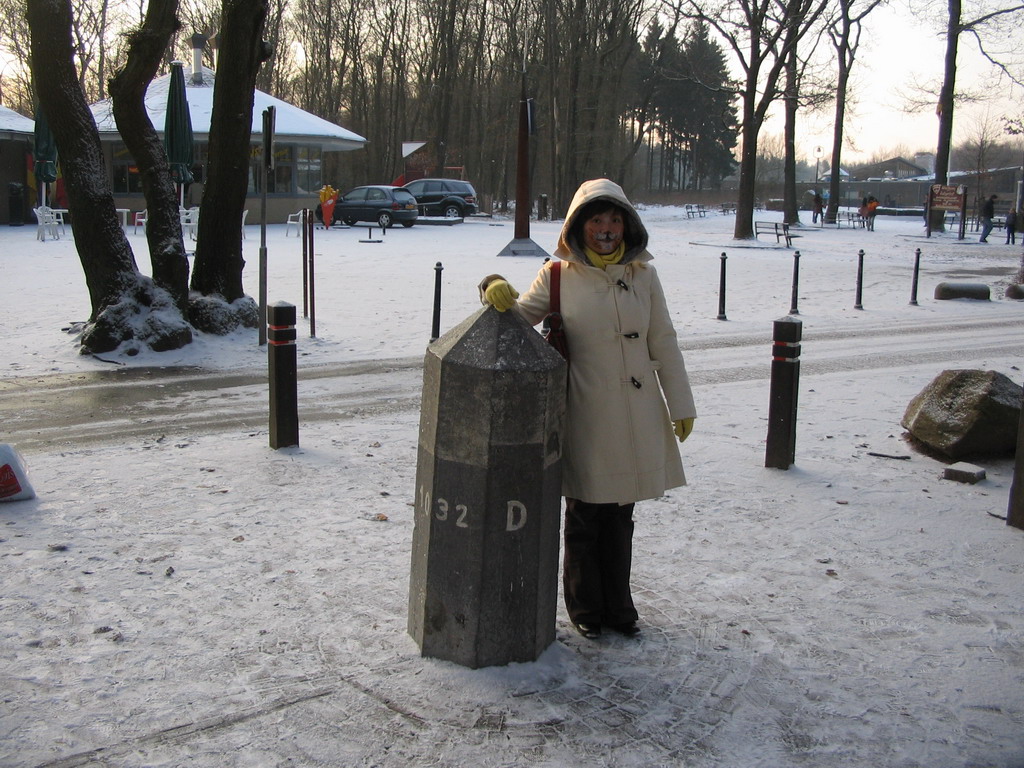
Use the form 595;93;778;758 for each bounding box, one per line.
673;418;694;443
484;279;519;312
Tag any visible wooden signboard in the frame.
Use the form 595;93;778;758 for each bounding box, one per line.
926;184;967;238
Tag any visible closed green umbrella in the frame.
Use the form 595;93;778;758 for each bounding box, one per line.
163;62;194;206
33;104;57;207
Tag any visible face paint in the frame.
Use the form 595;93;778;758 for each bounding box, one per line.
582;210;625;254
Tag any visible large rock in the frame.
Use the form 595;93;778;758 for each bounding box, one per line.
933;282;990;300
902;369;1021;459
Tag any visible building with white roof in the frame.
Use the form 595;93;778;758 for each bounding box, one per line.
0;105;35;225
89;61;367;223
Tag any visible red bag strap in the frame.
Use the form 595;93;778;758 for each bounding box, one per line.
550;260;561;314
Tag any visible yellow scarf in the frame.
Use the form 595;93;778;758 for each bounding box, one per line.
583;242;625;270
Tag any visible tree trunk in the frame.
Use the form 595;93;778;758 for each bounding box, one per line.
27;0;192;354
108;0;190;313
733;65;760;239
783;45;799;226
930;0;961;231
826;13;853;225
28;0;138;315
190;0;269;302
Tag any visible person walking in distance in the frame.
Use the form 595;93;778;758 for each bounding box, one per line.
979;194;997;242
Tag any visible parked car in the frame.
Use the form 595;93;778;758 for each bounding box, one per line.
334;185;418;228
402;178;479;218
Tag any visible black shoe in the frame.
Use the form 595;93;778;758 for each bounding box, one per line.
572;621;601;639
612;622;641;637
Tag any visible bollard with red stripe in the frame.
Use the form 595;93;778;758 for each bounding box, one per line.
268;301;299;449
765;316;802;470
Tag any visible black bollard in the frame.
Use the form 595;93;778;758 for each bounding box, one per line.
717;252;728;320
789;250;801;315
409;307;566;668
854;249;865;310
910;248;922;306
268;302;299;449
765;316;802;470
431;262;443;342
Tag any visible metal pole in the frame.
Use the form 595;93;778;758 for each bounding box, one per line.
910;248;922;306
854;249;865;310
258;107;274;347
302;209;309;319
789;250;801;315
716;252;727;320
268;301;298;449
514;74;530;241
309;223;316;338
765;316;802;470
431;262;444;341
258;157;268;346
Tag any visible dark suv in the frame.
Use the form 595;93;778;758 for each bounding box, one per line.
334;185;418;228
402;178;479;218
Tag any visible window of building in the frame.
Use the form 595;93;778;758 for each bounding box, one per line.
248;144;318;194
112;142;205;194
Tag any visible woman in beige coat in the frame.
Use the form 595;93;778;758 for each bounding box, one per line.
482;178;696;640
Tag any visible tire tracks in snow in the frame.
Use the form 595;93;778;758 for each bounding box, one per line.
3;317;1021;451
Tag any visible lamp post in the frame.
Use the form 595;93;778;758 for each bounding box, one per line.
813;145;824;189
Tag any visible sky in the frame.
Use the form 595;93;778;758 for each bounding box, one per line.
2;209;1023;765
767;0;1023;164
3;2;1020;172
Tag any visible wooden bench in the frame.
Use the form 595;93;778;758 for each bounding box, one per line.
719;202;737;214
685;203;708;219
754;220;801;247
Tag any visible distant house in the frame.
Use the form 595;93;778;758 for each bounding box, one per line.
817;167;849;182
0;105;35;225
853;157;929;181
89;59;367;224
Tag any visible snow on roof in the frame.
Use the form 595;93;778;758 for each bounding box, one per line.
90;66;367;151
0;105;34;139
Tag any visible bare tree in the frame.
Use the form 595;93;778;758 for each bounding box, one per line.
934;0;1024;192
27;0;192;353
824;0;882;223
668;0;829;237
189;0;269;305
107;0;190;314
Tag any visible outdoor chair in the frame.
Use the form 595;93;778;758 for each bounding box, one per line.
133;209;147;234
241;209;249;239
33;207;60;241
285;209;303;237
51;209;67;236
180;207;199;240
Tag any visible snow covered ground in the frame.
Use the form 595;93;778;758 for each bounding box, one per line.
1;206;1023;767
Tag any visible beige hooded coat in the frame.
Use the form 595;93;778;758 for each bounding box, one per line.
499;179;696;504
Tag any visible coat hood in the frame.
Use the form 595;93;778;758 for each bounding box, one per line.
554;178;650;267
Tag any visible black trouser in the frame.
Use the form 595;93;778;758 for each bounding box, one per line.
562;498;638;626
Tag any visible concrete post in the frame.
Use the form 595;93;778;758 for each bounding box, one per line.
408;306;567;668
765;316;802;470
